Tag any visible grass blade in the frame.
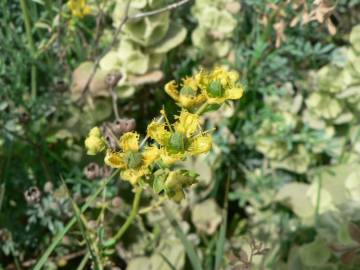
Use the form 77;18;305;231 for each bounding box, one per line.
159;253;177;270
214;173;230;270
63;179;102;270
163;205;203;270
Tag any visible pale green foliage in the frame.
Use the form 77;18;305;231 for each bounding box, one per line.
191;199;222;235
191;0;239;59
98;0;187;97
252;24;360;175
299;237;331;267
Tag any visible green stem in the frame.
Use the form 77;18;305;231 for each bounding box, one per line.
195;102;208;115
19;0;37;99
103;188;143;247
77;252;90;270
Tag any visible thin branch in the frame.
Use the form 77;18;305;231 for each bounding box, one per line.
129;0;191;20
110;85;120;119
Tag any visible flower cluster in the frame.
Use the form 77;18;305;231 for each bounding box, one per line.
147;109;212;164
85;67;244;201
67;0;92;18
165;67;244;112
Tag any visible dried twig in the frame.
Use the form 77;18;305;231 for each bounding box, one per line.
76;0;192;104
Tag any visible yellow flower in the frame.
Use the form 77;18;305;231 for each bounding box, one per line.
104;131;159;185
160;149;185;164
188;134;212;155
85;127;105;155
120;169;148;186
147;109;212;164
68;0;92;18
104;151;126;169
119;132;139;152
142;145;160;166
174;110;200;137
147;121;171;145
202;67;244;104
164;76;206;110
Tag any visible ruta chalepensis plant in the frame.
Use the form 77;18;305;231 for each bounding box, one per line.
83;67;243;258
85;67;244;202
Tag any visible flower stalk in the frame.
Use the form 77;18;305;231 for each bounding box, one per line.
103;187;143;247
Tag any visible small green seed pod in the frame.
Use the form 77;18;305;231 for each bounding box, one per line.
180;86;196;96
207;80;223;97
124;152;143;169
168;132;187;153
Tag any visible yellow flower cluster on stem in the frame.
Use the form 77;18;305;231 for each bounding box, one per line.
84;66;244;188
104;132;160;185
165;66;244;112
147;109;212;164
83;66;244;246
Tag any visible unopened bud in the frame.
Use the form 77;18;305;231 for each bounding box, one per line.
84;162;101;180
105;71;122;88
54;80;68;92
24;186;41;204
112;118;136;137
112;196;122;208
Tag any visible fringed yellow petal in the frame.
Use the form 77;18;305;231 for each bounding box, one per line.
104;151;126;169
182;77;199;90
225;86;244;100
210;66;239;86
161;149;184;165
142;145;160;166
195;70;210;88
205;96;226;104
174;110;199;137
200;67;243;104
188;135;212;155
228;71;239;83
211;67;229;86
119;132;139;152
120;169;146;185
89;126;101;137
164;81;180;102
178;94;206;109
147;121;170;145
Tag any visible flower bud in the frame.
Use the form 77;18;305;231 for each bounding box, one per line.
105;71;122;88
165;170;198;190
112;118;136;136
171;189;185;203
84;162;101;180
168;132;187;154
24;186;41;204
85;127;105;155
